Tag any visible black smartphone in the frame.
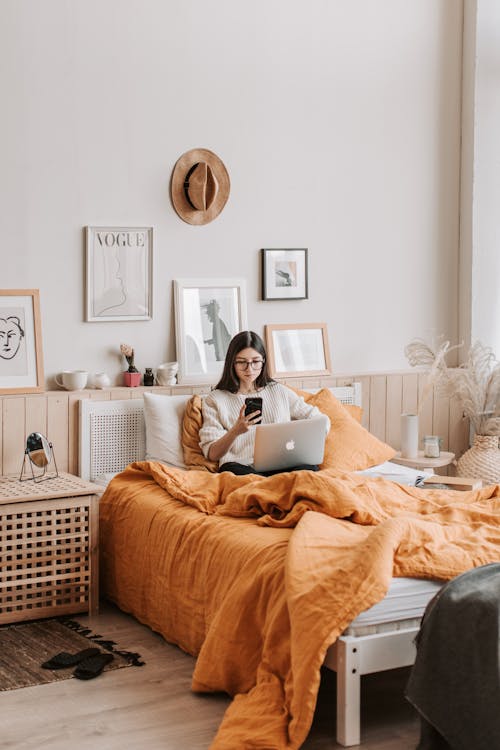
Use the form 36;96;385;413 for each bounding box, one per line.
244;396;263;424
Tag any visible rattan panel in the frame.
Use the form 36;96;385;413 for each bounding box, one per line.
90;411;145;477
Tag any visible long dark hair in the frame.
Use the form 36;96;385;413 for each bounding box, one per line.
215;331;274;393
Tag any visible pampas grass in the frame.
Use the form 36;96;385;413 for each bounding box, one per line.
404;339;500;436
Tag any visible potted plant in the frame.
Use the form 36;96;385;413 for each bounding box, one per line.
405;338;500;482
120;343;141;387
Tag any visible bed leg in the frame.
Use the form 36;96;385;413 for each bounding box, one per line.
335;637;361;746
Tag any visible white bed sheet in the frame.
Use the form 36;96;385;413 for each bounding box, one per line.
355;459;433;486
348;576;442;628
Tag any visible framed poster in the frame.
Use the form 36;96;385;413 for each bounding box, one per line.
0;289;44;394
174;278;247;384
264;322;331;378
85;226;153;321
261;248;308;300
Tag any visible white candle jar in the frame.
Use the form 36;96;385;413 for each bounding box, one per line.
423;435;441;458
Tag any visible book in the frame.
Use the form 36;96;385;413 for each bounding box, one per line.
422;475;482;491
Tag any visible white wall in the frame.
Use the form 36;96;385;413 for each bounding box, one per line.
469;0;500;355
0;0;463;386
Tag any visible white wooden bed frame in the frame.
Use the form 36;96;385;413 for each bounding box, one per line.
78;384;423;747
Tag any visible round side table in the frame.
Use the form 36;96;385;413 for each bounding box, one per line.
391;450;455;473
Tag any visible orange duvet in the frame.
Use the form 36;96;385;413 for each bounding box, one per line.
99;461;500;749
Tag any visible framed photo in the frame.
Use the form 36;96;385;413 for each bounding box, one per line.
0;289;44;394
85;226;153;321
174;278;247;384
265;322;331;378
261;248;308;300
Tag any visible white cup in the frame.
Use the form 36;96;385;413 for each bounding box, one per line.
55;370;89;391
156;362;178;386
88;372;111;389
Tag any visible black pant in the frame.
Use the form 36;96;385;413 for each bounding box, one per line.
218;462;319;477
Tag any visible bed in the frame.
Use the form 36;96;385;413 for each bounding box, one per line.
79;387;500;748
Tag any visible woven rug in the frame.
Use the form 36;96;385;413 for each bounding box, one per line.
0;618;144;691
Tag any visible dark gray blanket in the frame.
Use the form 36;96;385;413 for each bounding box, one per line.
405;563;500;750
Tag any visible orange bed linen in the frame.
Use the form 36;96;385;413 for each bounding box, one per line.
99;461;500;749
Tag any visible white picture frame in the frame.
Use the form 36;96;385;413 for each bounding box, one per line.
0;289;44;394
174;278;248;385
85;226;153;322
265;322;332;378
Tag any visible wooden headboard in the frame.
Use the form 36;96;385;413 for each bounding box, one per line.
79;399;145;481
78;384;362;482
0;372;470;477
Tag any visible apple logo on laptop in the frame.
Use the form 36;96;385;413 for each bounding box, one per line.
286;439;295;451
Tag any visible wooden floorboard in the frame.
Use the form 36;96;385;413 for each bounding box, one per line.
2;602;420;749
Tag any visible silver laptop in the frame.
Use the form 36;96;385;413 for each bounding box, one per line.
252;417;326;472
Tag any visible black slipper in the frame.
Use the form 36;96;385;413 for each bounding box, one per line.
73;652;114;680
41;647;101;670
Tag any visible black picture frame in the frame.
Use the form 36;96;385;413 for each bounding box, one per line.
261;248;308;300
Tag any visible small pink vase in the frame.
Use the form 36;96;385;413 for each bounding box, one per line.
123;371;141;387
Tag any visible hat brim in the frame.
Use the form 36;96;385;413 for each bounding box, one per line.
170;148;230;225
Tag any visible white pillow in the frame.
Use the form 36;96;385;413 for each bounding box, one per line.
143;393;192;469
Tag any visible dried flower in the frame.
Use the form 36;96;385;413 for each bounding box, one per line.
405;338;500;436
120;343;138;373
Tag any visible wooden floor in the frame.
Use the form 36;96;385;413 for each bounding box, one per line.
2;602;420;750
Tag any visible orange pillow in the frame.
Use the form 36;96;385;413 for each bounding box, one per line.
338;402;362;423
292;387;395;471
289;386;363;424
181;395;218;472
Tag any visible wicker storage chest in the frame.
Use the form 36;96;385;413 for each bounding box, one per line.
0;473;101;625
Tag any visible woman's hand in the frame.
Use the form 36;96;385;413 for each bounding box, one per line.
233;404;261;436
207;404;261;461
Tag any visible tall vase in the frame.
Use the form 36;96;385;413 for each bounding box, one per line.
400;414;419;458
457;435;500;484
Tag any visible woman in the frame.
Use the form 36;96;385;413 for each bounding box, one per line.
199;330;329;475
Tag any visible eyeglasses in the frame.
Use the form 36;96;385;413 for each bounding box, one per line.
234;359;264;370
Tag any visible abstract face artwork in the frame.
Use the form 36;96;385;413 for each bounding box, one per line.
0;290;43;394
0;315;24;360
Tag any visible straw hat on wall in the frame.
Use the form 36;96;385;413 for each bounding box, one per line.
170;148;230;225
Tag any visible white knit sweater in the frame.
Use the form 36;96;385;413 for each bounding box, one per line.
199;382;329;466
